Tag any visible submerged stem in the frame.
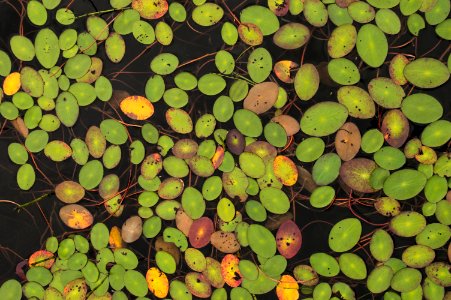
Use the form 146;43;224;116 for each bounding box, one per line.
75;7;130;19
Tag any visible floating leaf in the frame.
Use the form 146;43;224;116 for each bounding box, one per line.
247;224;276;258
356;24;388;67
192;3;224;26
300;102;348;137
383;169;427;200
120;95;154;120
329;218;362;252
273;22;310;49
10;35;35;62
132;0;168;19
146;267;169;298
240;5;279;35
294;63;319;100
59;204;93;229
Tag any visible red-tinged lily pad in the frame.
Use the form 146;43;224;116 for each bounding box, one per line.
211;146;225;169
268;0;290;16
273;60;298;83
245;141;277;160
381;109;409;148
185;272;212;298
276;275;300;300
210;231;241;253
243;82;279;114
335;122;361;161
132;0;168;19
120;95;154;120
221;254;242;287
63;279;87;299
55;181;85;204
238;23;263;46
188;217;214;248
276;220;302;259
273;155;298;186
339;158;378;193
28;250;54;269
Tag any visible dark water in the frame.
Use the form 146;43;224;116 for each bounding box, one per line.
0;1;449;299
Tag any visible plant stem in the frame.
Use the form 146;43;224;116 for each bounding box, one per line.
75;7;130;19
16;193;50;210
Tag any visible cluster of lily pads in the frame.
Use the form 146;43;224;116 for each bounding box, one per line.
0;0;450;299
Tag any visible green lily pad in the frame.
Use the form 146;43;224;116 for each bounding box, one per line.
421;120;451;147
79;160;103;190
356;24;388;68
10;35;35;62
17;163;35;191
376;9;401;34
329;218;362;252
240;5;279;35
273;22;310;49
44;141;72;162
198;73;226;96
300;102;348;137
192;3;224;26
328;58;360;85
401;93;443;124
367;266;393;293
304;0;328;27
100;119;128;145
404;58;449;88
390;211;426;237
105;33;125;63
294;63;319;101
150;53;179;75
247;48;272;83
328;24;357;58
247;224;276;258
310;252;340;277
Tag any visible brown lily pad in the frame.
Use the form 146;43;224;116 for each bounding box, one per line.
175;208;193;236
243;82;279;114
335;122;361;161
271;114;300;136
210;231;241;253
